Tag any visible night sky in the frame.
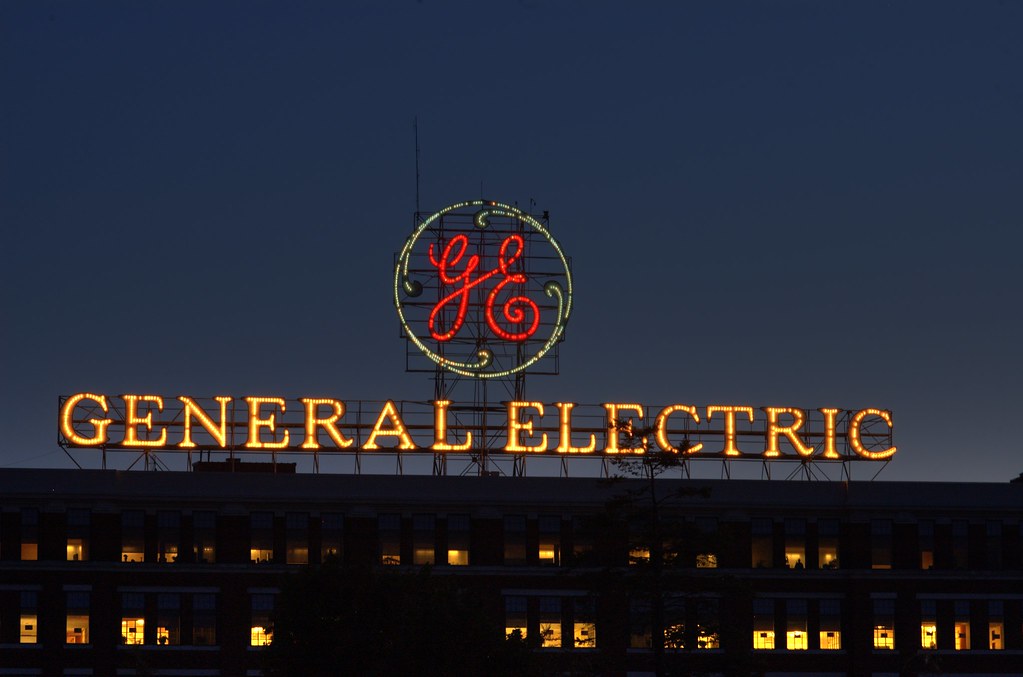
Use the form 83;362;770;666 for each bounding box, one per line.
2;1;1021;482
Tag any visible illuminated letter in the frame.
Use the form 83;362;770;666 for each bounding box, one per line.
654;405;704;454
603;403;646;454
364;400;415;450
245;397;290;449
554;402;596;454
706;406;754;456
300;398;354;450
431;400;472;451
179;396;232;448
848;408;897;460
819;408;841;459
505;401;548;453
763;407;813;457
122;395;168;447
59;393;112;446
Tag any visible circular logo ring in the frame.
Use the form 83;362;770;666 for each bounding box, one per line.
394;200;573;379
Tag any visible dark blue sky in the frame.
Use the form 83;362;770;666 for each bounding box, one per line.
2;1;1021;481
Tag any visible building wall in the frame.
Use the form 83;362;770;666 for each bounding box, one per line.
1;468;1021;676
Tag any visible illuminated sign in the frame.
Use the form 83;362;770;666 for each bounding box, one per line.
59;394;896;461
394;200;572;378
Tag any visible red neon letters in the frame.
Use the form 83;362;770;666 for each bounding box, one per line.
427;234;540;343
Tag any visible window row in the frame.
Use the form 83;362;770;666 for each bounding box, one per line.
5;509;1023;571
2;591;274;648
871;598;1008;651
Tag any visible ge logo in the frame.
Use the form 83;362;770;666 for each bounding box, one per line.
394;200;573;379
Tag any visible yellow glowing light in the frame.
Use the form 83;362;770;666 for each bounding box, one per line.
299;398;354;449
763;407;813;457
603;403;646;454
921;623;937;649
59;393;112;446
819;407;840;458
554;402;596;453
505;401;548;452
753;630;775;650
448;549;469;566
706;406;753;456
873;625;894;649
250;625;272;646
786;630;807;650
179;396;231;448
431;400;472;451
653;404;703;454
364;400;415;450
122;395;168;447
121;618;144;645
244;397;290;449
848;408;896;460
820;630;841;650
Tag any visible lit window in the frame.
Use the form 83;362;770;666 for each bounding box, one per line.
786;629;807;650
820;630;841;649
920;600;937;649
413;514;435;565
920;623;937;649
379;514;401;565
664;622;685;649
873;625;894;650
251;625;273;646
873;599;895;649
193;511;217;563
539;515;561;566
21;509;39;562
447;514;470;566
66;591;90;645
250;547;273;563
286;545;309;565
122;510;145;563
20;614;38;644
504;596;527;640
696;598;719;650
122;617;145;645
66;614;89;644
696;553;717;568
754;630;775;650
574;622;596;648
251;593;274;646
785;519;806;569
954;601;970;650
954;621;970;650
574;598;596;648
919;520;934;569
818;519;839;569
697;630;719;649
786;600;807;650
157;593;179;645
819;599;841;650
539;597;562;648
753;599;775;649
629;547;650;564
67;538;86;561
751;518;773;568
989;622;1004;650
